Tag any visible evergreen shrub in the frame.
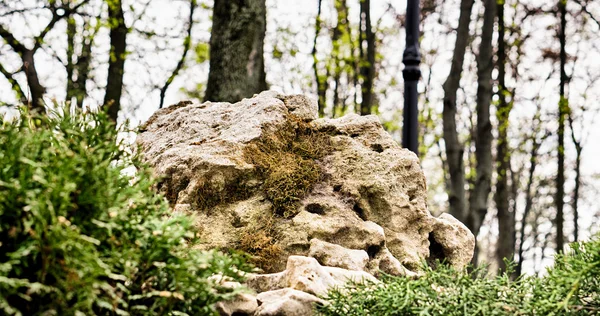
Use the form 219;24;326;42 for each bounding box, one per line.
0;109;250;315
319;237;600;315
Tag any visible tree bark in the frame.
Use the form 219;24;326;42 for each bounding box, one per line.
204;0;267;103
74;36;93;107
22;50;46;111
556;0;567;253
494;0;515;273
104;0;127;122
442;0;474;224
359;0;375;115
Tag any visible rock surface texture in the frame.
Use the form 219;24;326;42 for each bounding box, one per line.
137;91;476;315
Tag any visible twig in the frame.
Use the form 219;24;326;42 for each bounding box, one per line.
159;0;196;108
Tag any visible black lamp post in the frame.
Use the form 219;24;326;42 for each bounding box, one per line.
402;0;421;156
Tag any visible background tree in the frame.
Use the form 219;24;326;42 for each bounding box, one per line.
358;0;375;115
104;0;128;121
159;0;197;109
312;0;327;116
555;0;567;254
469;0;496;255
0;1;89;111
495;0;515;273
204;0;267;102
441;0;474;227
65;14;100;108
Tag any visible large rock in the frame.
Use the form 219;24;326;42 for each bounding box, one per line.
136;91;475;274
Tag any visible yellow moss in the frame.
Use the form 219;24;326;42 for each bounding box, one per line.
195;173;254;211
243;116;333;217
237;215;284;273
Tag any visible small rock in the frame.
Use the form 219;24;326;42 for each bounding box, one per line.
283;256;339;296
216;292;258;316
431;213;476;269
368;248;419;278
255;288;326;316
322;265;378;285
309;238;369;271
246;271;286;293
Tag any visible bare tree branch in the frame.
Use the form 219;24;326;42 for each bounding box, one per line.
574;0;600;28
33;0;91;52
0;6;46;17
0;24;28;55
159;0;196;108
0;62;25;101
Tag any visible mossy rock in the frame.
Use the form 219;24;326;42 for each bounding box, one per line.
136;91;475;274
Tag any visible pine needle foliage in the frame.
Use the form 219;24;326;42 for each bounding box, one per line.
0;108;251;315
319;237;600;315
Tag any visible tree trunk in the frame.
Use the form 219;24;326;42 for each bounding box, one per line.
22;50;46;112
468;0;495;238
442;0;474;224
66;17;76;104
359;0;375;115
204;0;267;103
494;0;515;273
572;145;581;243
556;0;567;253
568;113;582;242
516;117;542;276
331;0;349;117
104;0;127;122
312;0;327;117
0;2;86;111
0;25;45;112
75;36;93;107
67;18;95;107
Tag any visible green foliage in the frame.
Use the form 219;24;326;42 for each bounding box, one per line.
194;42;210;64
0;108;251;315
319;237;600;315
